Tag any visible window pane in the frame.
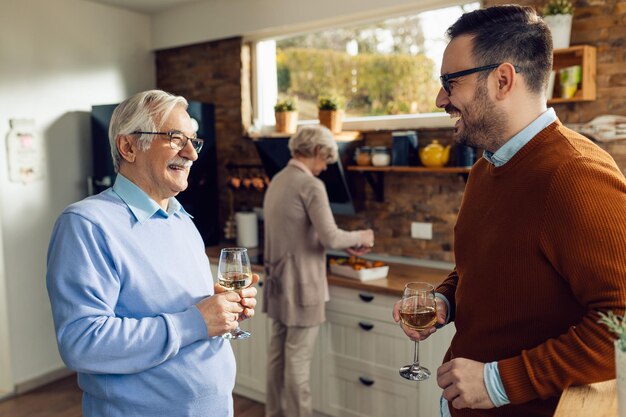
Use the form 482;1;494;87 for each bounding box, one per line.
274;2;479;121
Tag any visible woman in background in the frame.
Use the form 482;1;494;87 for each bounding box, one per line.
263;125;374;417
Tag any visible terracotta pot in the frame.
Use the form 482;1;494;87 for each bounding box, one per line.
318;109;344;133
275;111;298;134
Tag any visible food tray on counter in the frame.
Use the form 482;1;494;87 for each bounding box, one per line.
329;263;390;282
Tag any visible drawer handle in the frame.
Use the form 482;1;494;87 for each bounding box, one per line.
258;281;264;287
359;377;375;387
358;293;375;302
358;322;374;331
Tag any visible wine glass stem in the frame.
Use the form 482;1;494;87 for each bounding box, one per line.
413;340;420;369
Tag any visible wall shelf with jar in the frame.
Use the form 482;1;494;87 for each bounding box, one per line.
548;45;596;104
347;166;471;202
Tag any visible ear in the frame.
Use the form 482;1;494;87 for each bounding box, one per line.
493;63;516;100
116;134;137;164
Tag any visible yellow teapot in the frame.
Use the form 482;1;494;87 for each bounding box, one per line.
419;140;451;167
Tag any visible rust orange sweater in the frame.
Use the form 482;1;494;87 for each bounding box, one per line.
437;121;626;417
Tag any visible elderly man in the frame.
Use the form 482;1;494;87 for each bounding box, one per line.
46;90;257;417
394;5;626;417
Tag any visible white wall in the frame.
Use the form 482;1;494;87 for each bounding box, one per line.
0;0;154;388
151;0;463;49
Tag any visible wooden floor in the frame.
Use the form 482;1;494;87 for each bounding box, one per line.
0;375;265;417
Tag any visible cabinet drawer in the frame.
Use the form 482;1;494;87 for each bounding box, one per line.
325;310;413;369
327;286;398;323
323;357;419;417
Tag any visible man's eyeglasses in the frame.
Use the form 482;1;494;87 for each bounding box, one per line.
440;63;521;95
132;131;204;153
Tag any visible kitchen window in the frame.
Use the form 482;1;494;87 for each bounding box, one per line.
251;1;479;133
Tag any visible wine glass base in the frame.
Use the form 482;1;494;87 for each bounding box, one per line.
399;364;431;381
222;328;251;340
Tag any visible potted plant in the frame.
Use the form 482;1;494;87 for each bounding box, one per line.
274;98;298;134
318;96;344;133
542;0;574;49
598;309;626;417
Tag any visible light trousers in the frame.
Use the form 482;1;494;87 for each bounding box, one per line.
265;319;320;417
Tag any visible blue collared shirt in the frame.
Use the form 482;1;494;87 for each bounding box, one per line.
46;174;235;417
438;108;557;416
111;173;190;222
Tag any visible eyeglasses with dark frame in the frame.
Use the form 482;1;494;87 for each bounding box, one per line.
439;63;521;95
132;131;204;153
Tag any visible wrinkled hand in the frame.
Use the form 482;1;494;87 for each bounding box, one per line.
197;274;259;337
346;246;371;256
437;358;494;410
392;296;447;341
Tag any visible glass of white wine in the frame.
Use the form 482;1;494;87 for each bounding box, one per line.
217;247;252;340
399;282;437;381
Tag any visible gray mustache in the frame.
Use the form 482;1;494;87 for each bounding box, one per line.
168;157;193;169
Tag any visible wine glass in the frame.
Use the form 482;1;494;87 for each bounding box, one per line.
217;247;253;340
399;282;437;381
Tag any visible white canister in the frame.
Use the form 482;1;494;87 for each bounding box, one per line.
371;146;391;166
616;340;626;417
235;212;258;248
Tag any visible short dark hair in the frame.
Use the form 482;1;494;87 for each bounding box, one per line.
446;5;553;94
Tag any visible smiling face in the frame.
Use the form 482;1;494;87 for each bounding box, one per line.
120;105;198;209
435;35;507;152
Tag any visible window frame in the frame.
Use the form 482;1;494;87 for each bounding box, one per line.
246;0;478;134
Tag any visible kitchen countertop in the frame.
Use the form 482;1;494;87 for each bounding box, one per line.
205;245;450;297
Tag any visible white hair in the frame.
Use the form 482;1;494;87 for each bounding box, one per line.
108;90;188;172
288;125;338;163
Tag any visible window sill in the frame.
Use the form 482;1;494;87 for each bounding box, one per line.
249;113;455;137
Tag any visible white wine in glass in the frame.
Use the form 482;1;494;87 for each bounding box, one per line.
217;247;252;340
399;282;437;381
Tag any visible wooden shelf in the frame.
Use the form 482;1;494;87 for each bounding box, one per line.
347;166;470;173
248;130;362;141
347;166;470;201
548;45;596;104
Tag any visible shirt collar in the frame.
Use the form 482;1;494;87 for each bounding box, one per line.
112;174;190;223
483;108;557;167
288;158;314;176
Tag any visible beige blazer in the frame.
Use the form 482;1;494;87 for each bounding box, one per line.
262;163;367;327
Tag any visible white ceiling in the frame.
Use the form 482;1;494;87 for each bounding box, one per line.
82;0;202;14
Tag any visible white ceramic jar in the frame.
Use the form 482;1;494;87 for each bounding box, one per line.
371;146;391;166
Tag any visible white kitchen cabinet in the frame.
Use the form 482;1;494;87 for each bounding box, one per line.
232;278;270;402
225;279;455;417
322;286;455;417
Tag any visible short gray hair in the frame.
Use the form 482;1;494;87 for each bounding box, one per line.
288;125;338;163
108;90;188;172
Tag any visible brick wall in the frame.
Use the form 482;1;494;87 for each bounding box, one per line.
156;37;264;232
156;1;626;261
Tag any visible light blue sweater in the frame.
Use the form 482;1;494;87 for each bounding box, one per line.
46;174;235;417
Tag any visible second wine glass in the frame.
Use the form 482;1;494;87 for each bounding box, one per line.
217;247;253;340
399;282;437;381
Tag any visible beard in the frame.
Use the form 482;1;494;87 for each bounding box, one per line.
449;81;507;152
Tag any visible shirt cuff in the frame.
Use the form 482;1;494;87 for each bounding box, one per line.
165;305;209;347
434;292;451;327
484;361;510;408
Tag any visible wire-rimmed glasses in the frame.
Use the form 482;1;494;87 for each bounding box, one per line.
132;131;204;153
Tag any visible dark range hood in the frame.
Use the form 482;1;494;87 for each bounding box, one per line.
254;138;361;215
